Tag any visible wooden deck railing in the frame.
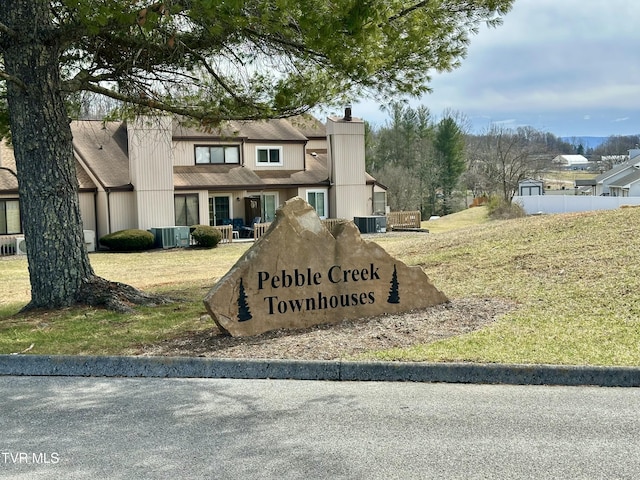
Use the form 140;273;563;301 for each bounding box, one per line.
253;222;272;240
386;211;421;229
250;211;422;241
211;225;234;243
0;235;18;256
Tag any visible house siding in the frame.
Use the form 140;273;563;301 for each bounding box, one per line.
630;183;640;196
305;139;326;153
128;117;175;229
173;140;305;170
326;117;369;219
245;142;305;170
172;140;244;167
330;185;371;220
109;192;137;232
94;191;108;239
78;192;96;232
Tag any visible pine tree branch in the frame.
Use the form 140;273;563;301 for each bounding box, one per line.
388;0;432;22
75;79;267;122
0;70;27;91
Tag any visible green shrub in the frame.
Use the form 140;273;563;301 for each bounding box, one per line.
486;196;526;220
99;229;155;251
190;225;222;248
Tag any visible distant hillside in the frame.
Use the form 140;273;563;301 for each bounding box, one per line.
561;136;607;148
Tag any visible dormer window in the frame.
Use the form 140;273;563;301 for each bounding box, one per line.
256;146;283;166
195;145;240;164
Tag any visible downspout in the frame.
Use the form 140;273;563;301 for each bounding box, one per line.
106;189;112;234
93;190;99;242
303;140;307;170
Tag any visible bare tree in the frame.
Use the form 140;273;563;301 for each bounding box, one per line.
467;125;548;203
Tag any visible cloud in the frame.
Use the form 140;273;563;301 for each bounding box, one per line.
354;0;640;137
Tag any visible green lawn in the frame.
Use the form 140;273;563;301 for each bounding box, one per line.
2;207;640;366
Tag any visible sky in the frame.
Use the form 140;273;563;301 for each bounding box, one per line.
348;0;640;140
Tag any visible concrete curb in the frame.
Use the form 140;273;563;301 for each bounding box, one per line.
1;354;640;386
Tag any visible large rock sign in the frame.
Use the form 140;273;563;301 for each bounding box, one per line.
204;197;448;336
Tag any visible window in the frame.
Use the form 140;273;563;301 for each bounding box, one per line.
373;192;387;215
195;145;239;164
307;190;327;219
256;146;282;165
261;193;277;222
208;196;231;226
0;199;21;234
174;195;199;226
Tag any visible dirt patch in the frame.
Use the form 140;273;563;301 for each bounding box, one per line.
135;297;515;360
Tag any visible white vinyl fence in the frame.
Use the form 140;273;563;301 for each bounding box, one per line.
514;195;640;215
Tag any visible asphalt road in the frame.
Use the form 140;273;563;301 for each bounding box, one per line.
2;377;639;479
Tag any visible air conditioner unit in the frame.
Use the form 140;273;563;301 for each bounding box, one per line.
150;227;190;249
83;230;96;252
353;216;387;234
15;236;27;255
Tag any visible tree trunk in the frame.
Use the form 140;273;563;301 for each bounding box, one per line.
1;1;169;311
1;1;94;309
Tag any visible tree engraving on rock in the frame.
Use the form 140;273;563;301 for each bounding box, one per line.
387;264;400;304
237;278;252;322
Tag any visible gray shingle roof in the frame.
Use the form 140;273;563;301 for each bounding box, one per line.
595;160;634;183
3;116;379;195
174;153;329;191
173;118;308;142
608;168;640;188
72;121;130;189
0;140;18;192
1;137;96;192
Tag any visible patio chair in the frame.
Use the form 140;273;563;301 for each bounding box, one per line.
240;217;261;238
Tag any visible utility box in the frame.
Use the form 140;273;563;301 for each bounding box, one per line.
353;216;387;234
150;226;190;249
83;230;96;252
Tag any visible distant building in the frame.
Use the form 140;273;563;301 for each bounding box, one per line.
552;154;590;169
594;149;640;196
518;179;544;196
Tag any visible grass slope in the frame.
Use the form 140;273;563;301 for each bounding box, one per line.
374;208;640;365
422;206;489;233
1;207;639;365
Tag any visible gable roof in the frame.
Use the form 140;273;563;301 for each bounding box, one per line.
287;115;326;139
173;152;329;191
594;160;635;183
173;118;308;142
553;154;589;165
0;140;18;193
72;121;130;190
2;115;381;196
1;137;96;193
608;168;640;188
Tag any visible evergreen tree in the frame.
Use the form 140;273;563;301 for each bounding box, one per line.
434;116;466;215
